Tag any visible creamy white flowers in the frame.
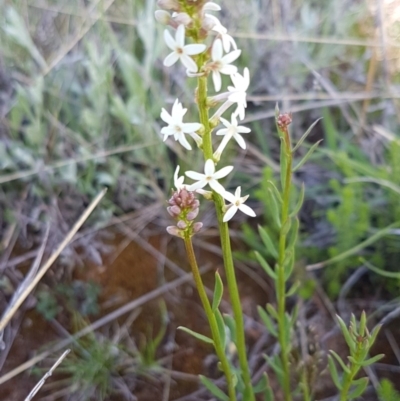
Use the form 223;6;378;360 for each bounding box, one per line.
214;114;250;160
228;67;250;120
157;3;255;225
163;25;206;72
222;186;256;222
161;99;202;150
208;39;241;92
186;159;233;195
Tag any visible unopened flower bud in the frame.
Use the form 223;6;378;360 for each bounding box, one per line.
193;222;203;233
187;208;199;221
157;0;180;11
168;205;181;216
155;10;171;24
177;220;187;229
277;112;292;131
172;12;192;27
166;225;182;237
201;14;218;31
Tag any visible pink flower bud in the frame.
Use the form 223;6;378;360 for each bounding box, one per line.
168;205;181;216
157;0;180;11
193;222;203;233
177;220;187;229
172;12;192;27
155;10;171;24
186;208;199;221
166;225;182;237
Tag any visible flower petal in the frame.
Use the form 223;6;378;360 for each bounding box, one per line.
216;128;228;136
164;52;180;67
212;39;223;61
222;190;236;203
181;122;201;133
209;179;227;195
184;44;206;55
177;133;192;150
164;29;176;50
234;133;246;149
187;180;207;191
219;65;237;75
180;54;198;72
221;49;241;65
236;126;251;133
212;71;222;92
223;205;238;222
160;108;173;124
204;159;216;176
185;171;205;180
203;2;221;11
213;165;234;179
175;24;185;47
235;187;241;198
239;203;256;217
161;126;177;136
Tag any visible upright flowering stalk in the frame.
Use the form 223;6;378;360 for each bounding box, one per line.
156;1;256;400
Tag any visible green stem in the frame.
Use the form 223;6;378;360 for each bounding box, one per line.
196;75;255;401
184;236;236;401
276;128;293;401
214;196;255;401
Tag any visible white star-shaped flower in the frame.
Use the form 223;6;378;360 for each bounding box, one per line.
228;67;250;120
208;39;241;92
222;186;256;222
217;114;250;149
186;159;233;195
160;99;202;150
163;25;206;72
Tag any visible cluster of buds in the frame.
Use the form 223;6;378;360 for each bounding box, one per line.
167;188;203;238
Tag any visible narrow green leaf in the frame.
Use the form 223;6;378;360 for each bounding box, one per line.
286;217;299;251
369;324;382;346
328;355;343;390
258;226;278;259
255;251;277;279
199;375;229;401
177;326;214;345
290;304;299;326
292;118;322;152
330;350;350;374
359;311;367;337
258;306;277;337
348;377;369;399
212;271;224;312
214;309;226;348
275;103;280;119
253;373;268;393
281;217;292;236
266;303;278;320
336;315;355;352
264;354;284;379
359;354;385;366
268;188;281;228
267;180;282;204
263;373;275;401
292;140;323;172
223;314;237;345
284;252;294;280
289;183;305;218
286;281;300;297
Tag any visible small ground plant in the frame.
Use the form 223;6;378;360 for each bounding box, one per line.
157;1;384;400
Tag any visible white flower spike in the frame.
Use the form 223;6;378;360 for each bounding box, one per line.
163;25;206;72
160;99;202;150
186;159;233;195
228;67;250;120
222;187;256;222
214;114;250;159
208;39;241;92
